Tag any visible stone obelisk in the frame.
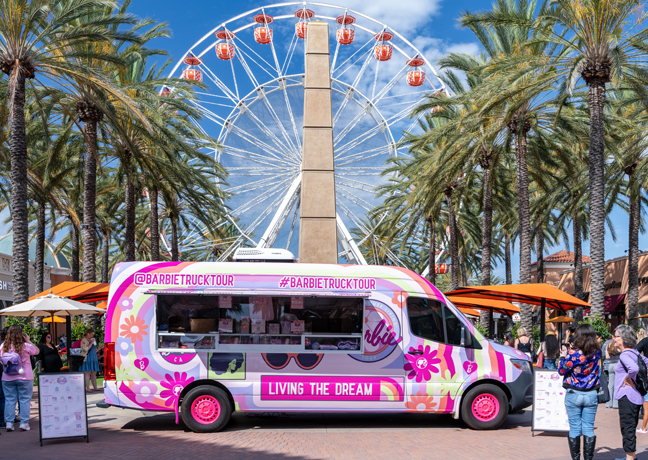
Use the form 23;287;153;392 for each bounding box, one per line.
299;21;338;263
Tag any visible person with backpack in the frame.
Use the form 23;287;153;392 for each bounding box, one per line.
559;323;601;460
613;324;648;460
0;325;39;432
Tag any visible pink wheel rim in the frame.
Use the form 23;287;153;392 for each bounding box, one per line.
191;395;221;425
472;393;500;422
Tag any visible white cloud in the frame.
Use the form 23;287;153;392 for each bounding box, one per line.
316;0;443;31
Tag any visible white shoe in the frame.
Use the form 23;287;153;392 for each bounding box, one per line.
19;423;29;431
6;422;14;432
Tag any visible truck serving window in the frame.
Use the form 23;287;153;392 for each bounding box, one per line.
154;294;364;353
406;296;478;348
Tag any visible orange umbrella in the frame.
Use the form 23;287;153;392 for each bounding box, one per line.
457;307;481;317
30;281;109;303
447;296;520;339
446;284;589;340
43;316;66;323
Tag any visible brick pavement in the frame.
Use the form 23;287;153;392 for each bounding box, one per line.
1;391;648;460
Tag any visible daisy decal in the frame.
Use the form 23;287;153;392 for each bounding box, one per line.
133;378;158;405
160;372;194;408
120;315;148;343
404;345;441;382
405;391;437;412
118;297;134;311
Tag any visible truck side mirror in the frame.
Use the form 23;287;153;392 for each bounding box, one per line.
461;326;466;347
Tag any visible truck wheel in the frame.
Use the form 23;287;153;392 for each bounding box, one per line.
460;384;509;430
181;385;232;433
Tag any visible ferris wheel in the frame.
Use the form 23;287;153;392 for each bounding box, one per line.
165;2;447;264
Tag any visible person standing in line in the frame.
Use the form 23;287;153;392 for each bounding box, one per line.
613;325;648;460
0;325;39;432
38;333;63;373
632;327;648;433
606;338;621;409
559;323;601;460
566;324;577;345
79;328;100;392
504;332;515;348
540;333;560;370
515;327;533;359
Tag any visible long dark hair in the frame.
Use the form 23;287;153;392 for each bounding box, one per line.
572;324;600;358
545;334;559;359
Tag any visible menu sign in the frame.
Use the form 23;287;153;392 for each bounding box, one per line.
38;372;88;445
532;369;569;434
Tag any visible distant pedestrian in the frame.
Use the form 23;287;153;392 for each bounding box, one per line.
540;333;560;371
613;325;648;460
559;323;601;460
504;332;515;348
0;327;6;429
566;324;576;345
79;328;100;392
0;325;39;432
515;327;533;359
606;337;621;409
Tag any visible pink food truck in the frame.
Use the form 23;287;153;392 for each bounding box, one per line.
103;261;533;432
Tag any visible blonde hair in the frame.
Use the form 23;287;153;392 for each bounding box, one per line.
607;338;618;356
637;329;648;342
518;327;527;337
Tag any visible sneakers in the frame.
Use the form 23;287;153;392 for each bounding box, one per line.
6;422;13;432
638;429;648;434
19;423;29;431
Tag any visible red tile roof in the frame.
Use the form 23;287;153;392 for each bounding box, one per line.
532;250;590;265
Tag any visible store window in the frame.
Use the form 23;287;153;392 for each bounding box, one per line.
406;296;478;348
155;294;364;353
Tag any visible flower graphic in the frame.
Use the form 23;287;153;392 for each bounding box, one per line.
435;369;461;398
120;315;148;343
391;292;408;308
133;378;158;404
405;391;437;412
116;337;133;356
119;297;134;311
404;345;441;382
115;363;132;382
160;372;194;408
481;371;504;382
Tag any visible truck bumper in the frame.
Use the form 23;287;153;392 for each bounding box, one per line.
505;371;534;412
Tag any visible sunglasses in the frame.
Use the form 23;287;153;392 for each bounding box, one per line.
262;353;324;370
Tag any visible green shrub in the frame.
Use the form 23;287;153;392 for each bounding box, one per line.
3;316;48;344
580;314;612;341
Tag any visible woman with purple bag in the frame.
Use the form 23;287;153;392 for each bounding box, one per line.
0;325;39;432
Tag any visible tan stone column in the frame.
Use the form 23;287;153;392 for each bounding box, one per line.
299;21;338;264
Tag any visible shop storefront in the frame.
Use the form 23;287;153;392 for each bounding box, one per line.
557;253;648;329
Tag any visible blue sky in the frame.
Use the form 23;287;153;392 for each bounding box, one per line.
123;0;641;278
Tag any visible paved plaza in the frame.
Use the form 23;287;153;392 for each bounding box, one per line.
1;390;648;459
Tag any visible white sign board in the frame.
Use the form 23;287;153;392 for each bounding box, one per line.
512;313;521;323
38;372;88;445
532;369;569;434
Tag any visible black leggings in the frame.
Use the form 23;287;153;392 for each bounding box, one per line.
619;395;642;453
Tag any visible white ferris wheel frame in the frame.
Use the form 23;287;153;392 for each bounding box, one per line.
165;1;448;268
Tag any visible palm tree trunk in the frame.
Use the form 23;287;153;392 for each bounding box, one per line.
71;217;80;282
101;229;110;284
536;226;544;283
573;208;584;322
505;233;512;285
460;257;468;286
479;162;493;334
82;119;98;283
10;75;29;304
588;80;606;317
628;195;640;325
124;148;136;262
171;216;179;262
150;185;160;261
32;201;46;330
510;114;532;333
445;191;459;291
427;216;436;285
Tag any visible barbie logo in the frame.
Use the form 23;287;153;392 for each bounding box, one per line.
364;319;401;347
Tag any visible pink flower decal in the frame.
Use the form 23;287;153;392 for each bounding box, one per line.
120;315;148;343
404;345;441;382
160;372;194;408
133;378;158;404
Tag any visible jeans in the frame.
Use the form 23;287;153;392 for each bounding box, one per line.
564;388;598;437
0;376;4;423
2;380;33;424
606;362;618;408
619;395;641;453
543;358;557;370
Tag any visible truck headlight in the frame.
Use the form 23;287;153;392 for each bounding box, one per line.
511;358;532;374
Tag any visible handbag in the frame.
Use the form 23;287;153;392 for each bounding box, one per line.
537;351;544;369
598;371;611;404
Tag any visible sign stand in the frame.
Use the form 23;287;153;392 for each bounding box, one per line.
38;372;89;446
531;368;570;436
